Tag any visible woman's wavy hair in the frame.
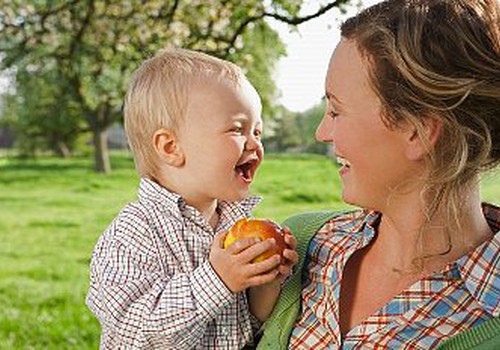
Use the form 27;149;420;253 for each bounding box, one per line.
341;0;500;268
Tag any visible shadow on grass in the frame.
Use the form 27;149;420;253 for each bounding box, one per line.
0;154;135;175
1;160;90;172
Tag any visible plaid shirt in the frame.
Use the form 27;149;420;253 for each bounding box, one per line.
86;178;261;349
290;203;500;349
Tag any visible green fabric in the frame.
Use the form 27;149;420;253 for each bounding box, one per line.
257;210;500;350
437;316;500;350
257;210;340;350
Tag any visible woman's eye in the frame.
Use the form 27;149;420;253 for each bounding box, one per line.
254;129;262;138
328;110;339;119
231;126;243;133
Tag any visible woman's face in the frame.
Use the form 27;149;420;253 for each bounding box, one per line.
316;39;422;211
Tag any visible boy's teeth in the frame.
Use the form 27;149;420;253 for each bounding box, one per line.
236;161;254;181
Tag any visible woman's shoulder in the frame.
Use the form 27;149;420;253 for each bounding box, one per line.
282;208;369;236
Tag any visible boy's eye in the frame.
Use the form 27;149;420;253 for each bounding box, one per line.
231;126;243;133
254;129;262;138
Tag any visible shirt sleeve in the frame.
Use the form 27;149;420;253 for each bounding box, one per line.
86;216;236;349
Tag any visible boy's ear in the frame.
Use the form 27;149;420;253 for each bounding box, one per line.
405;116;442;161
152;128;185;167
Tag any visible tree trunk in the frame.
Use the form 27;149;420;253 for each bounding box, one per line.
56;141;72;159
93;127;111;173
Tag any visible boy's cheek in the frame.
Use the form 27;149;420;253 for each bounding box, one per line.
256;147;264;161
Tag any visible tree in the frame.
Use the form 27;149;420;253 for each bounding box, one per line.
2;66;87;157
0;0;351;172
296;100;329;154
264;100;328;154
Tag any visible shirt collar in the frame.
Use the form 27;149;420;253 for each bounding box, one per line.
219;195;261;217
456;203;500;317
215;196;262;232
137;177;184;211
355;205;500;317
137;177;261;229
347;210;381;246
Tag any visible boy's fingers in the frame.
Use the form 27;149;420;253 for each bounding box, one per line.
282;227;293;238
284;231;297;248
247;270;280;287
213;231;228;249
238;239;275;263
248;254;281;275
226;237;260;255
283;249;298;263
278;266;292;277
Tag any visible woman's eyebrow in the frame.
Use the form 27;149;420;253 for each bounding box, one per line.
325;91;343;104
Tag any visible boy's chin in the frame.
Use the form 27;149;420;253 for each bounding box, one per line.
223;191;249;202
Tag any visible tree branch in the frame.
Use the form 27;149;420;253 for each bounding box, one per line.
213;0;348;57
69;0;95;58
264;0;349;25
163;0;180;29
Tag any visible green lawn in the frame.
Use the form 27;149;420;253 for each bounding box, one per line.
0;153;498;349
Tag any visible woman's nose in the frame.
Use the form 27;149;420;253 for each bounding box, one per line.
315;114;333;142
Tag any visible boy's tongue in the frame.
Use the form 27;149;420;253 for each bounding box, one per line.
236;162;252;182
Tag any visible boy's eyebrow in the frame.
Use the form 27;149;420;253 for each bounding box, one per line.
232;114;260;122
232;115;263;128
232;114;248;122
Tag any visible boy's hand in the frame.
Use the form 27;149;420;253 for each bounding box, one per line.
275;227;298;283
209;231;282;293
257;227;298;288
246;228;298;322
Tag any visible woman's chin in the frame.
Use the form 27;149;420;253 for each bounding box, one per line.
341;190;363;208
341;189;353;204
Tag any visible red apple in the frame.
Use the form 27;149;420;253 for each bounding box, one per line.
224;218;286;263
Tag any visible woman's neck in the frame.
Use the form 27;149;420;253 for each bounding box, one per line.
374;183;493;274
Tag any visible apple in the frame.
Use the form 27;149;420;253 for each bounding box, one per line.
224;218;286;263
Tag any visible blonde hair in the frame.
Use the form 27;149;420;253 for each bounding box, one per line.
124;48;245;177
341;0;500;268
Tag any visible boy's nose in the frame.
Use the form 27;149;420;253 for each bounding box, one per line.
245;134;262;152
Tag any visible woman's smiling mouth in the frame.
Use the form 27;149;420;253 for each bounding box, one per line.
336;156;351;176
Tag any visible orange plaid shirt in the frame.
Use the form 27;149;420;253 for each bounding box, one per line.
290;204;500;349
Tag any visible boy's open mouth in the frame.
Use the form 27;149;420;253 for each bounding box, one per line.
235;159;259;183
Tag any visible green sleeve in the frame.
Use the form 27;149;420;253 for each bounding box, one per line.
257;211;341;350
258;211;500;350
436;317;500;350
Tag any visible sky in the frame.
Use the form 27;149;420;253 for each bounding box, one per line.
271;0;382;112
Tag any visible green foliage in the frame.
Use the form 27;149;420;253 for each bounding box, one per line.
228;20;286;119
298;101;329;153
265;100;329;154
3;68;87;157
0;153;499;348
0;0;353;172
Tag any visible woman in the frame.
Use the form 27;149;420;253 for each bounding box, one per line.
259;0;500;348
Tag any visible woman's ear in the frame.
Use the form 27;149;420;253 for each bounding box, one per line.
152;128;185;167
405;116;442;161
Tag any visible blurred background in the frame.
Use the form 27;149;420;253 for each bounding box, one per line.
0;1;498;348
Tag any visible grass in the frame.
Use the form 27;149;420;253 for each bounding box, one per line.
0;152;498;349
